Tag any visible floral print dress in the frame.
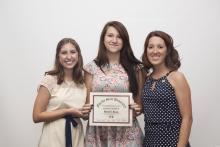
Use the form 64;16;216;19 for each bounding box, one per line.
84;61;144;147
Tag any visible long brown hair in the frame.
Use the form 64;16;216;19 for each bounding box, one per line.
95;21;142;97
45;38;84;85
142;30;181;72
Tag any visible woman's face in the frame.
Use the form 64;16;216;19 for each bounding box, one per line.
104;26;123;54
146;36;167;68
59;43;79;71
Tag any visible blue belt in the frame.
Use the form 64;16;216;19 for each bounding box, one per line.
64;115;78;147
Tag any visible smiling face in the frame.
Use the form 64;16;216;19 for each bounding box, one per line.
104;26;123;55
59;43;79;71
146;36;167;68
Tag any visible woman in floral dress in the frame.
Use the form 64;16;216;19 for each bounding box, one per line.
82;21;144;147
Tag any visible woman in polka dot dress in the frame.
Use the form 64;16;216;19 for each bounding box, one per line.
141;31;192;147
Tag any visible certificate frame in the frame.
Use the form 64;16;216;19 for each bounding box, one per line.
89;92;133;126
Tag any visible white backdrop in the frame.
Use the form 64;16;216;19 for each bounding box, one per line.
0;0;220;147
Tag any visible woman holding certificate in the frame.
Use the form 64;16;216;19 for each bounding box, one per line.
82;21;144;147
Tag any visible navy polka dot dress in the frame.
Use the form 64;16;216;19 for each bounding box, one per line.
141;71;183;147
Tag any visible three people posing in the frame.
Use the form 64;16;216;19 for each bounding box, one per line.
33;22;192;147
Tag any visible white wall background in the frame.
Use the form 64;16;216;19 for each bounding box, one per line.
0;0;220;146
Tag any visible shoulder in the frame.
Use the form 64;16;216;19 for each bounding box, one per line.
168;70;188;88
135;64;147;75
42;74;57;82
169;71;186;81
40;74;57;87
84;61;98;74
135;64;145;72
85;61;97;67
84;61;98;70
38;74;57;94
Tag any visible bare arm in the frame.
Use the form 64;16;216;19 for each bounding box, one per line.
81;71;93;119
169;71;193;147
130;68;145;117
32;86;82;123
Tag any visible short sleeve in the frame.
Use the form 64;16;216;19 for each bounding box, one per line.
38;75;56;94
83;61;97;75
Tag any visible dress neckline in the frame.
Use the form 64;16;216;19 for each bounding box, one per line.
107;63;120;67
64;80;75;86
149;71;173;81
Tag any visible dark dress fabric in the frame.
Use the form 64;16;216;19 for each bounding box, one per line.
141;71;189;147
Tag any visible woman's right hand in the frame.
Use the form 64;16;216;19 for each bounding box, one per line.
66;107;83;118
81;104;92;120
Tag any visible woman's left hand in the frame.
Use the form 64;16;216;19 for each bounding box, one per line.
81;104;92;120
130;102;142;117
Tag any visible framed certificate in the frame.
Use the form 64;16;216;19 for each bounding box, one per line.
89;92;133;126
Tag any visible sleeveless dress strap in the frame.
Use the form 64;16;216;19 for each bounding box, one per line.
165;70;174;77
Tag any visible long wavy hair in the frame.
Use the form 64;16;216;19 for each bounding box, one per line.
45;38;84;85
142;30;181;72
94;21;142;97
